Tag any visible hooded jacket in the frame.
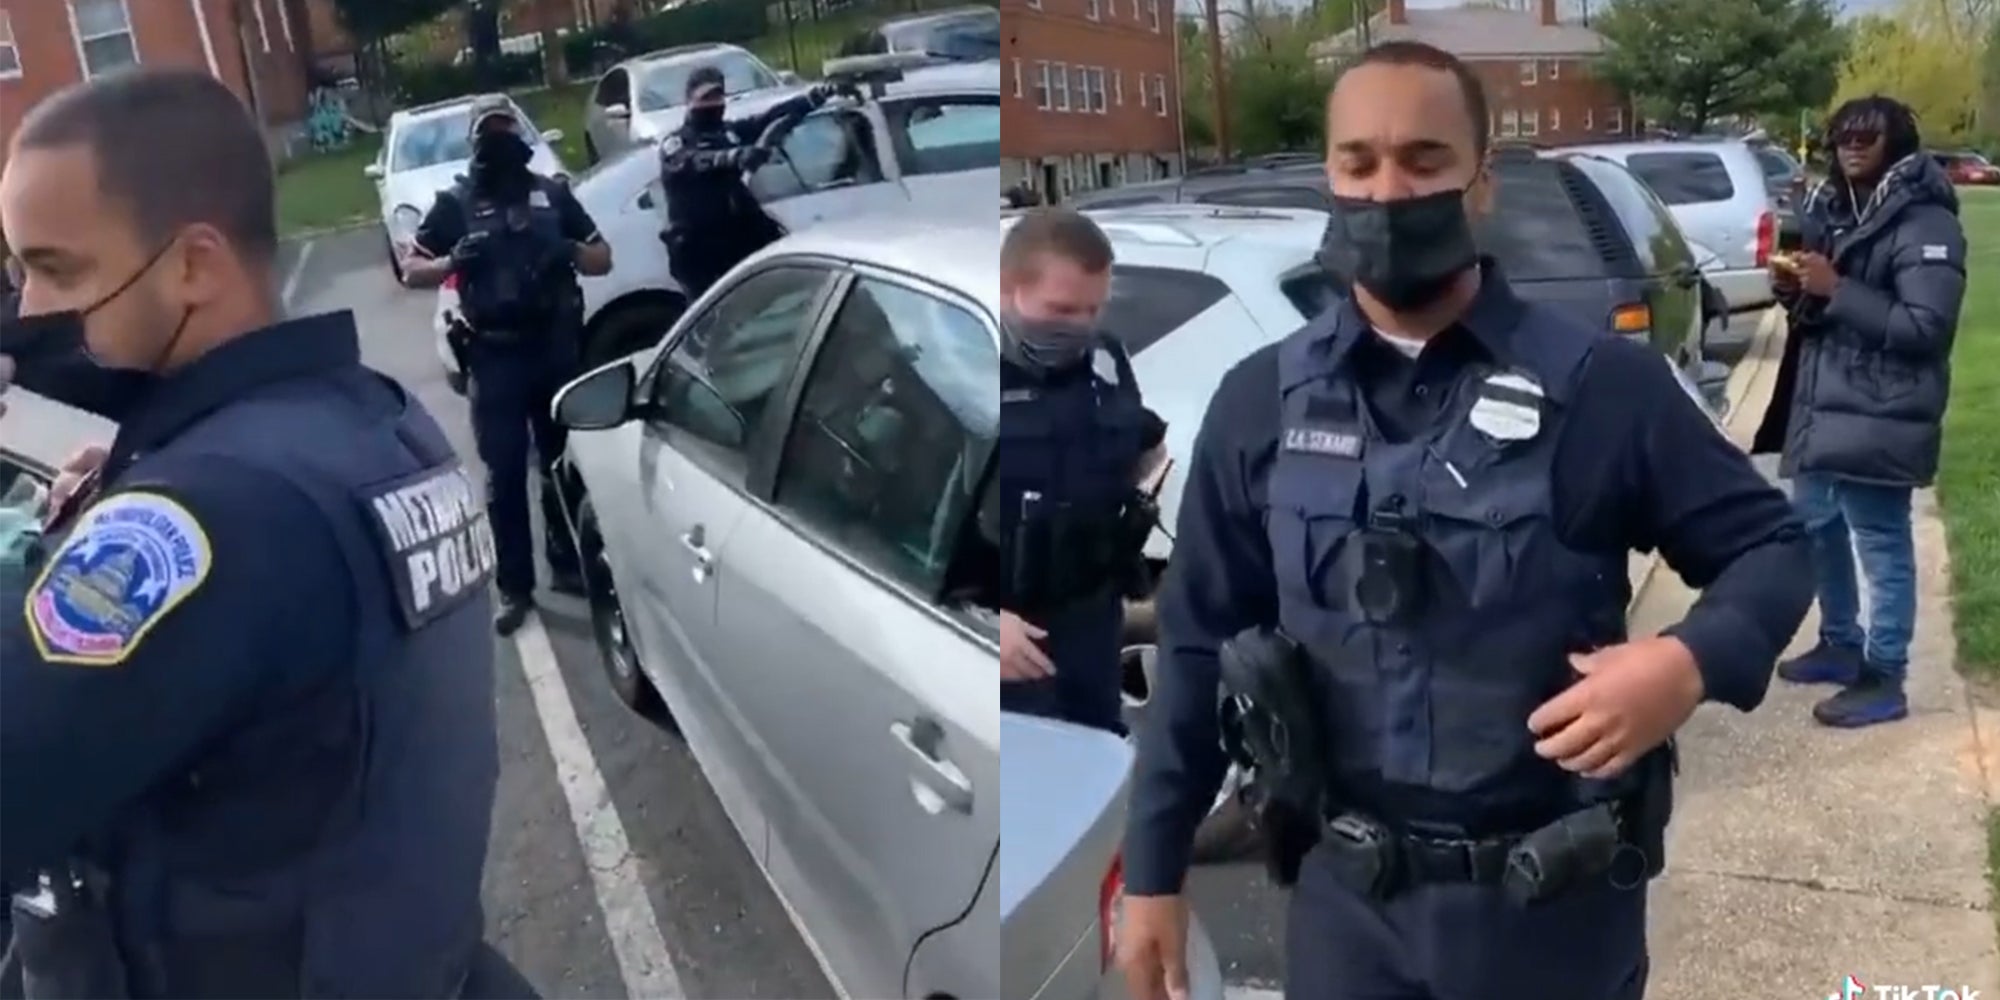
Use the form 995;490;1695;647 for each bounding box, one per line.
1752;152;1967;486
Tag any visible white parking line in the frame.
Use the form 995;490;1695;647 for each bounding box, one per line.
511;614;687;999
281;238;316;309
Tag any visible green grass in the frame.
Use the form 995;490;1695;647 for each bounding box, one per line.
1938;186;2000;676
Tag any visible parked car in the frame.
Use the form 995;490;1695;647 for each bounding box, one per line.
435;56;1001;391
1556;139;1778;314
1933;150;2000;186
367;95;570;284
836;5;1000;62
1749;142;1807;250
543;215;1218;999
579;42;801;164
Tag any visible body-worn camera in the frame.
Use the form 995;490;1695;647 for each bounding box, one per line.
1350;500;1425;624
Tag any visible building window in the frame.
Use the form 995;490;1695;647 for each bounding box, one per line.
1584;107;1594;131
0;11;21;81
1012;58;1023;98
1073;65;1088;112
1520;109;1539;137
1087;0;1101;19
1549;107;1561;133
1114;69;1124;106
1607;106;1624;133
1148;0;1162;31
1499;109;1520;137
1052;61;1071;111
275;0;295;49
1547;59;1560;81
1092;67;1108;113
69;0;139;79
1519;60;1537;85
252;0;272;52
1034;60;1052;110
1027;0;1041;9
1152;74;1168;116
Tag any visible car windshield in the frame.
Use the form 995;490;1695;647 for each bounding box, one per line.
887;10;999;59
391;105;538;171
636;52;779;112
1097;265;1233;355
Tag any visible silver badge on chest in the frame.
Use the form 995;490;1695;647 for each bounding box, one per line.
1466;370;1544;443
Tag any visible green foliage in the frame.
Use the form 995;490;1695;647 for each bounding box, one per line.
329;0;460;43
1594;0;1847;133
558;0;774;76
1837;0;1989;147
1982;12;2000;139
1181;1;1351;160
394;52;544;106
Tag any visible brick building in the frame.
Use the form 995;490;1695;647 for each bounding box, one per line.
0;0;324;163
1310;0;1634;146
1001;0;1184;203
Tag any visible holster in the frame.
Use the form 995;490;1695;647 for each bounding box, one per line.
1112;491;1160;600
9;869;129;999
1217;628;1329;887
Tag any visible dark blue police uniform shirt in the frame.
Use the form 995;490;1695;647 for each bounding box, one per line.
411;175;603;259
0;314;363;887
1124;270;1812;895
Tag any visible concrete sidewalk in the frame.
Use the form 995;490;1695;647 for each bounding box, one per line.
1629;314;1999;996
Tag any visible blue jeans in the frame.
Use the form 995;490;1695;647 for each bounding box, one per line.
1791;473;1916;680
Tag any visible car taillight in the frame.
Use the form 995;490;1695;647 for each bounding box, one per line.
1754;210;1775;268
1611;302;1651;336
443;273;459;291
1099;853;1124;970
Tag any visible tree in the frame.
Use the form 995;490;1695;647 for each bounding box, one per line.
326;0;456;43
1835;0;1986;145
1982;10;2000;143
1593;0;1847;133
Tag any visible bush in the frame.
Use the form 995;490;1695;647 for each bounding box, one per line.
395;51;545;106
561;0;772;77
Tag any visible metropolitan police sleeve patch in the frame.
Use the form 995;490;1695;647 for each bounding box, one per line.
358;463;496;631
25;491;213;666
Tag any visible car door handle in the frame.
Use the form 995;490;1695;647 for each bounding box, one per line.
891;718;974;816
680;527;714;582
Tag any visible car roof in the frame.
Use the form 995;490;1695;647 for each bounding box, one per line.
1564;138;1760;164
626;41;752;70
880;59;999;95
757;217;1001;319
883;4;995;27
391;95;498;122
1008;204;1325;276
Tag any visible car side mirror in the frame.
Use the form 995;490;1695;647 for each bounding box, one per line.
605;103;631;120
541;128;565;144
364;163;385;180
553;361;638;430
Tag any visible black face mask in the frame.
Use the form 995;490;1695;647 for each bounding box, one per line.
1;243;184;422
1317;188;1479;312
470;132;533;189
686;104;725;130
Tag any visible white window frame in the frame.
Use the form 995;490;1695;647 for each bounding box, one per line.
1034;60;1052;110
275;0;294;50
68;0;140;80
1114;69;1124;106
1086;0;1100;20
252;0;272;52
1548;107;1560;133
1152;74;1167;116
1052;61;1071;112
1546;59;1560;80
0;10;21;81
1607;106;1623;133
1499;109;1520;137
1012;57;1023;98
1073;64;1088;111
1092;67;1108;113
1519;59;1537;85
1583;107;1594;131
1520;109;1539;137
1148;0;1162;31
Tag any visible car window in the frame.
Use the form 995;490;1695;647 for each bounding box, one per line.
887;95;998;176
748;112;881;201
1479;162;1610;281
648;266;831;477
773;277;998;594
595;69;630;108
0;454;49;577
887;10;999;59
1752;146;1798;181
1195;186;1330;210
392;104;539;172
637;52;779;113
1624;151;1737;205
1569;155;1693;273
1099;265;1233;355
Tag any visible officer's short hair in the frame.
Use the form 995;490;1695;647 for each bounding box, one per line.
467;93;519;136
1001;208;1114;279
1337;41;1491;159
11;68;278;265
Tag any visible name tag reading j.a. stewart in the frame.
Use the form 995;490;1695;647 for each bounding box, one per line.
360;464;497;630
1283;426;1364;459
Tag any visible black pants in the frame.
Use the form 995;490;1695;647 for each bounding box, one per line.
1285;843;1649;1000
466;339;579;598
665;227;775;302
461;941;540;999
1000;593;1126;736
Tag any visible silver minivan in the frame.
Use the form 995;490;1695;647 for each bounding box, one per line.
1558;139;1777;314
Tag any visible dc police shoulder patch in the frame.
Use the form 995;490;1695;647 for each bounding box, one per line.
25;491;213;667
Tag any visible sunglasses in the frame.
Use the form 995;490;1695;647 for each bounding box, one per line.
1833;129;1881;150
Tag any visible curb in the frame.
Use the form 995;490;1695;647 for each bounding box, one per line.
1626;306;1787;614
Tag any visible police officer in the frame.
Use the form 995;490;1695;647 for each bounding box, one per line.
403;94;613;636
999;208;1167;736
659;66;840;299
1116;43;1814;1000
0;69;528;997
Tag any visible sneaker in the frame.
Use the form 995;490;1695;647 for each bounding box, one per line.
1776;641;1864;685
1811;674;1909;728
494;593;534;637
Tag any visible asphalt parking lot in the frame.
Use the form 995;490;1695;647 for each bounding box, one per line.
280;228;832;1000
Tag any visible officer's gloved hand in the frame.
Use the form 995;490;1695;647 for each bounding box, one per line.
740;145;774;172
808;81;841;105
450;232;490;269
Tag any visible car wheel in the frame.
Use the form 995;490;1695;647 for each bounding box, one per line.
576;495;673;726
584;297;686;369
385;232;406;286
